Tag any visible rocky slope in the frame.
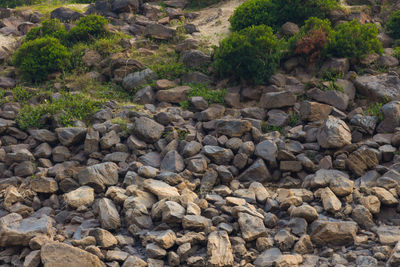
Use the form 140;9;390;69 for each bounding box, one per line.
1;0;400;267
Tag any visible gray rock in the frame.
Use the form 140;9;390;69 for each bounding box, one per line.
260;91;296;109
78;162;119;192
134;85;155;104
239;159;271;183
238;212;267;241
202;145;233;165
99;198;121;230
50;7;83;22
145;24;176;40
378;101;400;133
180;50;211;68
133;116;165;143
122;68;156;91
207;231;234;267
64;186;95;208
254;248;282;267
317;116;351;148
161;150;185;173
354;74;400;100
55;127;87;146
216;119;252;137
350;114;378;135
156;86;190;103
310;220;357;246
112;0;139;13
29;129;57;143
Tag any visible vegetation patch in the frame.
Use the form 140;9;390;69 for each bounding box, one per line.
180;83;226;109
386;10;400;39
364;99;390;121
214;25;284;84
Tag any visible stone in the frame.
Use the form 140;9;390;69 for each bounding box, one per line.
352;205;375;230
388;241;400;266
202;145;233;165
216;119;252;137
145;24;176;40
64;186;94;208
260;91;296;109
78;162;119;192
100;130;120;149
56;127;87;146
318;187;342;213
354;74;400;101
112;0;139;13
31;177;58;194
346;148;379;176
377;225;400;245
89;228;118;248
350;114;378;135
134;86;155;104
371;187;398;206
0;77;15;89
300;101;332;122
29;129;57;143
143;179;180;200
123;256;147;267
182;215;212;231
122;68;156;91
320;58;349;74
360;195;380;215
294;235;313;254
207;231;234;267
23;250;41;267
274;229;296;251
181;50;211;68
310;220;357;246
155;230;176;249
378;101;400;133
98;198;121;230
0;213;55;246
156;86;190;103
161;201;185;223
133;117;165;143
254;248;282;267
289;204;319;223
160;150;184;173
41;242;103;267
50;7;83;22
317;116;351;149
281;22;299;36
255;140;277;166
329;176;354;197
84;128;100;154
238;212;267;241
190;96;208;111
238;159;271;183
307;87;349;110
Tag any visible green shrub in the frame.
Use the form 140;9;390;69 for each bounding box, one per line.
13;37;71;82
393;46;400;60
327;20;382;59
67;15;109;43
25;19;68;43
386;10;400;39
0;0;39;8
16;93;103;130
230;0;339;32
180;83;226;108
214;25;284;84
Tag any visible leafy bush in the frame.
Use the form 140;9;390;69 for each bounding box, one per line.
67;15;109;43
25;19;68;43
16;93;103;130
386;10;400;39
214;25;284;84
230;0;339;32
180;83;226;109
295;29;328;63
13;37;71;82
327;20;382;59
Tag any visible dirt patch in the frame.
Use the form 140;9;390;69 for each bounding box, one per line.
191;0;245;45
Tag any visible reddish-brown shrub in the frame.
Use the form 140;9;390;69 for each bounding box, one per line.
295;29;328;63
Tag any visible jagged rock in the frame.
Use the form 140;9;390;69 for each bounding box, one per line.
216;119;252;137
289;204;319;223
354;74;400;100
0;77;15;89
350;114;378;135
161;150;185;173
98;198;121;230
300;101;332;122
310;220;357;246
41;242;103;267
64;186;95;208
143;179;180;200
134;86;155;104
317;187;341;213
182;215;212;231
260;91;296;109
133;116;165;143
238;212;267;241
377;225;400;245
346;147;378;176
202;145;233;165
50;7;83;22
156;86;190;103
207;231;234;267
0;213;55;246
77;162;119;192
388;241;400;266
238;159;271;183
317;116;351;148
89;228;117;248
31;177;58;194
320;58;349;74
254;248;282;267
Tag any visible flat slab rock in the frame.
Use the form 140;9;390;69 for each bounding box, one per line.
354;74;400;100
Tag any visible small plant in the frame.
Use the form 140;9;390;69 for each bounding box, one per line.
214;25;284;84
25;19;68;43
364;98;390;121
13;37;71;82
67;15;109;44
16;92;103;130
230;0;339;32
317;81;344;93
289;112;299;126
180;83;226;109
327;19;382;59
393;46;400;60
261;121;283;134
321;70;344;82
386;10;400;39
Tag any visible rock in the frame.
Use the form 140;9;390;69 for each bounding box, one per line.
89;228;118;248
161;150;185;173
133;117;165;143
98;198;121;230
50;7;83;22
238;159;271;183
294;235;313;254
29;129;57;143
317;116;351;148
122;68;156;91
329;176;354;197
134;86;155;104
350;114;378;135
274;229;296;251
318;187;342;213
145;24;176;40
354;74;400;101
143;179;180;200
307;87;349;110
24;250;41;267
100;130;120;149
31;177;58;194
310;220;357;246
198;104;225;121
123;256;147;267
377;225;400;245
320;58;349;74
300;101;332;122
207;231;234;267
0;77;15;88
346;147;378;176
112;0;139;13
352;205;375;230
371;187;398;206
260;91;296;109
202;145;233;165
180;50;211;68
378;101;400;133
41;242;103;267
254;248;282;267
289;204;319;223
77;162;119;192
156;86;190;103
0;213;55;246
388;241;400;266
216;119;252;137
161;201;185;223
84;128;100;154
238;212;267;241
255;140;277;166
64;186;95;208
281;22;299;36
182;215;212;231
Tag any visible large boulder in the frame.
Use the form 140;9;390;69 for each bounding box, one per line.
41;242;103;267
156;86;190;103
317;116;351;148
207;231;234;267
145;24;176;40
77;162;119;192
354;74;400;100
55;127;87;146
260;91;296;109
50;7;83;22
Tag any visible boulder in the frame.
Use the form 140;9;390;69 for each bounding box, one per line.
50;7;83;22
145;24;176;40
207;231;234;267
133;116;165;143
317;116;351;148
354;74;400;100
55;127;87;146
216;119;252;137
310;220;357;246
260;91;296;109
77;162;119;192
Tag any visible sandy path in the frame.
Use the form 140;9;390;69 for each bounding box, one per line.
191;0;245;45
